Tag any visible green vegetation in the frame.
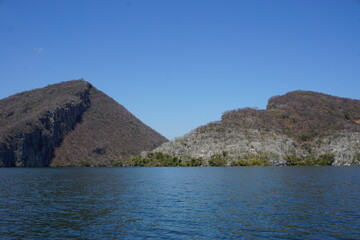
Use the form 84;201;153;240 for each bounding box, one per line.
122;151;337;167
352;152;360;165
135;151;269;167
124;151;274;167
183;157;204;167
126;152;183;167
355;152;360;161
208;151;227;166
231;153;271;166
124;152;206;167
111;159;124;167
285;153;335;166
79;159;91;167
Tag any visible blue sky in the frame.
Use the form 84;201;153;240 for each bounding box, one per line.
1;0;360;139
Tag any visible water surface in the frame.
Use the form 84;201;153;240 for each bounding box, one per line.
0;167;359;239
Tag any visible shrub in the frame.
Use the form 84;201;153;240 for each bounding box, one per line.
111;159;123;167
127;152;183;167
79;159;91;167
352;153;360;165
284;154;302;166
127;155;150;167
355;152;360;161
285;153;334;166
231;153;271;166
231;159;248;166
316;153;335;165
184;157;203;167
209;153;227;166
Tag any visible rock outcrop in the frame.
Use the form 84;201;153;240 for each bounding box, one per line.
0;80;167;167
154;91;360;166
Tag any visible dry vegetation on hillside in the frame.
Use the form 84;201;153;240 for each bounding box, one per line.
0;80;167;167
153;90;360;166
51;87;168;167
221;91;360;142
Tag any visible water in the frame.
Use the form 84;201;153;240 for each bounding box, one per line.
0;167;359;239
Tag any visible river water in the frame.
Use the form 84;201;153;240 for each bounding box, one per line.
0;167;359;239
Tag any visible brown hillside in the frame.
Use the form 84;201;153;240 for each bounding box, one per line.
154;90;360;166
0;80;90;136
220;91;360;142
267;91;360;140
0;80;167;167
51;86;167;167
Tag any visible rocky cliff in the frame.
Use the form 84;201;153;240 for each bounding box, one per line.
0;80;167;167
154;91;360;166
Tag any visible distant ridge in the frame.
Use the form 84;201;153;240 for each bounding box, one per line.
0;80;167;167
154;90;360;166
2;83;359;167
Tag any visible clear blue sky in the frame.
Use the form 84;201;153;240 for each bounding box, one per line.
1;0;360;139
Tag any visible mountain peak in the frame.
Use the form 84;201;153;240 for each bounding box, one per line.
154;90;360;166
0;80;167;167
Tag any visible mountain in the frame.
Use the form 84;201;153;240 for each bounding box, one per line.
153;91;360;166
0;80;167;167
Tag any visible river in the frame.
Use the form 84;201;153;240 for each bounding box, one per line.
0;167;359;239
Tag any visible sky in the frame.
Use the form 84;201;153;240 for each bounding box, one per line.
1;0;360;139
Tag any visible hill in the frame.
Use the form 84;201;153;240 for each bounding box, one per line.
152;91;360;166
0;80;167;167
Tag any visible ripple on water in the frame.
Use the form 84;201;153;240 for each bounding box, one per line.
0;167;359;239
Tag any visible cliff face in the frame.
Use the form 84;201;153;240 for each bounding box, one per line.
0;80;167;167
0;102;88;167
154;91;360;166
50;84;168;167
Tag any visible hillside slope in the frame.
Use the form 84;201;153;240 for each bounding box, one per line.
154;91;360;166
0;80;167;167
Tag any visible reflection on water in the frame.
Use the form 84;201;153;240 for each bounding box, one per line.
0;167;360;239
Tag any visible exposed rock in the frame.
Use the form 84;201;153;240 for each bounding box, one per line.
154;91;360;166
156;127;302;166
317;132;360;165
51;85;168;167
0;80;167;167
